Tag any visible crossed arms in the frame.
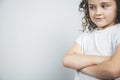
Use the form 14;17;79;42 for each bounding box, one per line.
62;43;120;79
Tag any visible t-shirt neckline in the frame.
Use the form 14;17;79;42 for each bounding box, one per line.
95;23;120;33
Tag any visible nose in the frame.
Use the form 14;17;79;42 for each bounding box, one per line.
95;7;102;16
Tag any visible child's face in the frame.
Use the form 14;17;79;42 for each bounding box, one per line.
88;0;117;30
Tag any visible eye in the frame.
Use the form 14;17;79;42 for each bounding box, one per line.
101;4;109;9
89;5;96;10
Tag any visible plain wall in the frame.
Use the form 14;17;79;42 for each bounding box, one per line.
0;0;82;80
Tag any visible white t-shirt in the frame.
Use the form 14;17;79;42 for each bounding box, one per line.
75;24;120;80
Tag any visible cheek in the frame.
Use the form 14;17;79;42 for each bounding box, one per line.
105;8;117;18
89;12;94;19
105;12;116;19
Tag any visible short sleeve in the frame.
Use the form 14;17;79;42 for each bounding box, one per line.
113;27;120;48
75;32;84;46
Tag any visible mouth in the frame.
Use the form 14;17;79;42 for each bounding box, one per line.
95;18;103;22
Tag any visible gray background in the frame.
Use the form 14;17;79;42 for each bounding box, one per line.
0;0;82;80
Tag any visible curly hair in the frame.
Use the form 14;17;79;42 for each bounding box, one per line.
79;0;120;31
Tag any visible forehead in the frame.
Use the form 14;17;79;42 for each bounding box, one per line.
88;0;115;4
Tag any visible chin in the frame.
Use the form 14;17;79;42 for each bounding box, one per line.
95;23;107;28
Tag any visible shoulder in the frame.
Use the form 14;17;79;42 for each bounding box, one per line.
75;31;89;46
114;23;120;32
112;24;120;38
111;24;120;37
76;30;91;39
112;24;120;48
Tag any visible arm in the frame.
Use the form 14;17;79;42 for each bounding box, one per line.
62;43;110;70
81;44;120;79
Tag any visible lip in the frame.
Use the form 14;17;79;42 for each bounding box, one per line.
95;18;103;22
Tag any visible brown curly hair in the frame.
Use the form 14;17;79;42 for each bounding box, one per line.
79;0;120;31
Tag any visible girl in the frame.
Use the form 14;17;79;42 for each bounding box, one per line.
62;0;120;80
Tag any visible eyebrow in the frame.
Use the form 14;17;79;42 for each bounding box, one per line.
88;2;112;5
